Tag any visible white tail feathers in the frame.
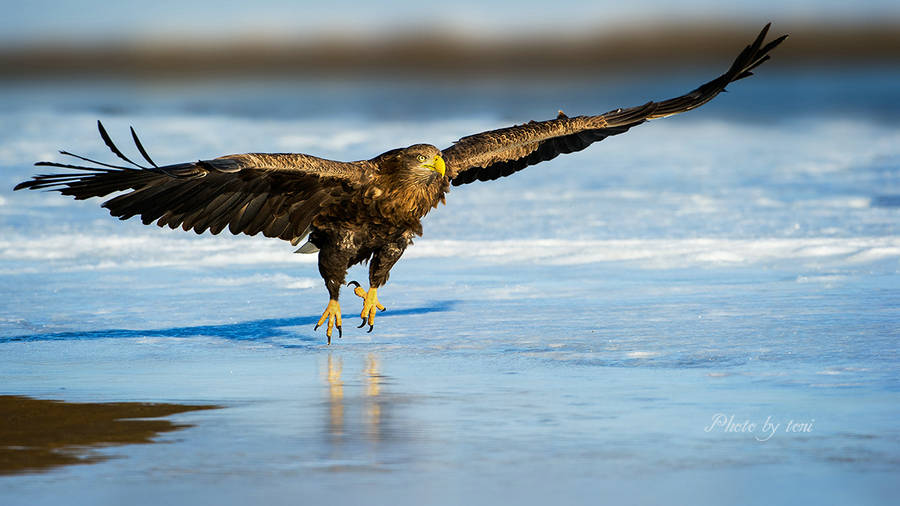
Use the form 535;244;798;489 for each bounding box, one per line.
294;241;320;254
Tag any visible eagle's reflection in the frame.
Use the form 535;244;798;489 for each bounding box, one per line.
324;353;385;446
326;354;344;437
364;354;382;440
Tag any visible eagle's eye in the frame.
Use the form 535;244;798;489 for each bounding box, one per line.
416;155;427;163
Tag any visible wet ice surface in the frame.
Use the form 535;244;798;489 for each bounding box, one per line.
1;70;899;505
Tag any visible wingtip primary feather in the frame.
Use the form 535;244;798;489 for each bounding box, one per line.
752;23;772;52
58;150;132;171
97;120;148;170
130;126;158;168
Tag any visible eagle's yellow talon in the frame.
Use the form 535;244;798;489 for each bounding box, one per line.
348;280;367;299
316;299;342;344
349;284;385;332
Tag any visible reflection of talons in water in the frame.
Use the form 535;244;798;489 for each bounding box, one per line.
323;354;385;444
326;355;344;437
365;354;382;440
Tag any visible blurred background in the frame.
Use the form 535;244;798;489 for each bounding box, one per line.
2;0;899;73
1;0;898;119
0;0;898;165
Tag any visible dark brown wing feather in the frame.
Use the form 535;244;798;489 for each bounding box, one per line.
14;122;370;245
444;24;787;185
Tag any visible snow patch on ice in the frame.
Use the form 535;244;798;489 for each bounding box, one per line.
798;197;873;209
275;131;370;152
796;275;847;284
846;247;900;264
3;234;897;273
481;285;542;300
200;273;317;289
407;237;900;269
626;351;659;358
0;233;317;272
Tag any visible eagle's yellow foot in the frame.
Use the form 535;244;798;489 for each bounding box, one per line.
347;281;386;333
314;299;342;344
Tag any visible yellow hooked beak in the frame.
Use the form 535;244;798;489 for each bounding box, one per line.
423;155;446;177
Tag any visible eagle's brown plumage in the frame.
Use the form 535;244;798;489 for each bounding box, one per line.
443;24;786;184
14;24;786;343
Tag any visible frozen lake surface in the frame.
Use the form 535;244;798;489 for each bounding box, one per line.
1;69;898;505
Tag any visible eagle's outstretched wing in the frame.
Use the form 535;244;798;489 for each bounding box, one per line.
443;23;787;185
15;121;371;245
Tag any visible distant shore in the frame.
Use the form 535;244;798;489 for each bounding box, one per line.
2;22;898;79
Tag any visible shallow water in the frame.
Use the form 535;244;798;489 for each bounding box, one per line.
1;69;898;505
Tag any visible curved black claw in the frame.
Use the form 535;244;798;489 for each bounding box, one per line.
337;325;343;339
358;319;367;329
367;324;374;333
347;280;361;289
314;323;321;331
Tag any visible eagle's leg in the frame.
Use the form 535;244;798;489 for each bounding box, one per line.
350;241;405;332
315;241;353;344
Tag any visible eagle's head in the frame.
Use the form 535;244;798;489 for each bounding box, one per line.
376;144;446;179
